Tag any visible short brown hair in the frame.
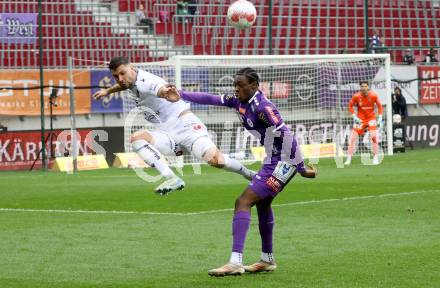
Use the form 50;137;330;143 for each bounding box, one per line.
109;56;130;71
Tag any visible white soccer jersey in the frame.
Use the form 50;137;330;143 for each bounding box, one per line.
129;69;190;124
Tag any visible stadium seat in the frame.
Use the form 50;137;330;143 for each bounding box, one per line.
2;0;440;67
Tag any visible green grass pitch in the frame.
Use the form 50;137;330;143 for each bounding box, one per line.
0;149;439;288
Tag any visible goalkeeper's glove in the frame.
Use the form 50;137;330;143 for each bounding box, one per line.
377;115;383;127
352;114;361;124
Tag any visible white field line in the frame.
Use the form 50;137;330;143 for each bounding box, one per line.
0;190;438;216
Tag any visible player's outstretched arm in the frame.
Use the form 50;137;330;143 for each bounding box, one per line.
300;164;317;178
93;83;125;100
161;86;230;107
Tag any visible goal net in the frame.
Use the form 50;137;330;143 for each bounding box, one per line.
123;54;392;166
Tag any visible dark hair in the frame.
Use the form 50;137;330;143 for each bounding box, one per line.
359;80;369;86
394;87;402;93
109;56;130;71
236;67;260;85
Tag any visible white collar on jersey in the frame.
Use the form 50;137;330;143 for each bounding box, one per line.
248;90;260;103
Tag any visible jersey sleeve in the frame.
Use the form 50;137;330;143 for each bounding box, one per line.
260;102;285;131
137;72;167;96
180;91;238;108
220;94;239;108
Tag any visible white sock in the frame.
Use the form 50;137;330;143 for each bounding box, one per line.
261;252;274;263
229;252;243;265
132;140;174;178
223;154;253;178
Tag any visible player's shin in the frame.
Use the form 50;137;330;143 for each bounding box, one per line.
132;139;175;178
257;207;274;261
371;131;379;156
222;154;255;180
347;131;358;157
231;210;251;265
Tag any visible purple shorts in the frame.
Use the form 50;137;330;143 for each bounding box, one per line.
248;160;304;199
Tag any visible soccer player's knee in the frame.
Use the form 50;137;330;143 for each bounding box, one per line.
207;151;224;168
234;195;252;211
130;131;152;143
234;198;246;210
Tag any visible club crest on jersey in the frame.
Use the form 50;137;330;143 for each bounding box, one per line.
246;118;254;127
272;161;296;183
239;107;246;114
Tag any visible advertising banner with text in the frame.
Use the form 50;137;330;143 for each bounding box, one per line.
0;129;93;170
0;13;37;44
0;70;91;115
405;116;440;148
418;66;440;104
90;70;123;113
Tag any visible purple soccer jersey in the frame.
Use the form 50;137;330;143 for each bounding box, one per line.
181;90;306;199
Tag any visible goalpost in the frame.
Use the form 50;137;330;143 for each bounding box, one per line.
124;54;392;166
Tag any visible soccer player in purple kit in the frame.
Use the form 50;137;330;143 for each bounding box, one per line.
164;67;317;276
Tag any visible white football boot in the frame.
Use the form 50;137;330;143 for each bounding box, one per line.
155;176;185;195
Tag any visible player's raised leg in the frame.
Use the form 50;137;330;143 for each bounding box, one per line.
191;136;255;180
244;197;277;273
174;113;255;180
130;131;184;195
208;187;260;277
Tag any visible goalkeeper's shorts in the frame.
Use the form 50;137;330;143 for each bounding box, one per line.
353;118;377;135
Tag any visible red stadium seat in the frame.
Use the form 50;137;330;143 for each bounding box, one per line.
2;0;439;67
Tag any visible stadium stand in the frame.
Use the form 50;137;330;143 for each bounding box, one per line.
1;0;439;68
152;0;440;63
0;0;189;68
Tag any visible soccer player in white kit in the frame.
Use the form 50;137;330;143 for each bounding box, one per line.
93;56;254;195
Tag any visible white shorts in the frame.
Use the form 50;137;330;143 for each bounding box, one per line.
150;112;217;159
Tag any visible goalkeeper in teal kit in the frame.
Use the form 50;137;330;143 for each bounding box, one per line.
164;67;317;276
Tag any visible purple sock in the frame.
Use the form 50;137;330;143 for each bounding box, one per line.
258;208;274;253
232;211;251;253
